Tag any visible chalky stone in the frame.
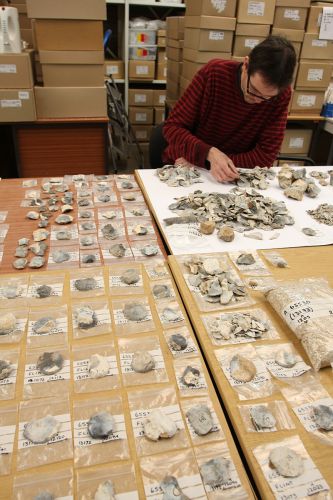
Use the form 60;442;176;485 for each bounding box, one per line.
123;193;136;201
121;180;134;189
313;404;333;431
250;405;276;429
131;351;155;373
200;220;215;235
269;446;304;478
0;360;13;380
33;229;49;242
36;352;64;375
23;415;60;444
38;220;49;228
34;493;55;500
152;284;171;299
36;285;52;298
120;268;140;285
236;253;255;265
181;366;200;387
102;224;118;240
61;204;73;213
123;302;148;322
55;214;73;224
2;285;20;299
27;211;39;220
102;211;116;220
94;480;115;500
200;458;232;488
0;312;16;335
29;256;45;268
81;236;94;247
15;246;28;258
302;227;317;236
217;226;235;242
186;404;213;436
133;224;148;235
82;254;96;264
229;354;256;382
52;250;70;264
78;199;90;207
88;354;109;379
13;258;28;270
56;230;71;240
204;258;225;275
18;238;29;246
81;221;95;230
140;244;158;256
98;195;111;203
160;476;189;500
33;317;56;335
162;307;182;323
144;409;178;441
76;305;98;330
30;242;47;256
169;333;187;351
131;208;144;216
275;349;297;368
74;277;97;291
109;243;126;258
88;412;115;439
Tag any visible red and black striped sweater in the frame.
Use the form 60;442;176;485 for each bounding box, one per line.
162;59;291;169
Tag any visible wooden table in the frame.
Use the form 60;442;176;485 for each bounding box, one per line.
168;246;333;499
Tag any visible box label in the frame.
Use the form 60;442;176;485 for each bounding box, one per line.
106;65;119;75
284;9;300;20
312;39;327;47
289;137;304;148
319;6;333;41
245;38;260;48
297;95;316;107
307;68;324;81
1;99;21;108
134;94;147;103
135;112;148;122
211;0;227;13
0;64;16;74
248;1;265;16
209;31;224;40
18;91;29;99
158;95;166;105
136;65;149;75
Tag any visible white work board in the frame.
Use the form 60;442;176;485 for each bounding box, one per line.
137;166;333;255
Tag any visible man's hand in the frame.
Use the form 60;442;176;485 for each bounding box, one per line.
207;147;239;182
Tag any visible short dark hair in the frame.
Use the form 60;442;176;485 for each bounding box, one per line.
248;35;296;89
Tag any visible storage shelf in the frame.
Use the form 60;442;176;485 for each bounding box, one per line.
153;79;166;84
106;0;125;3
129;0;185;7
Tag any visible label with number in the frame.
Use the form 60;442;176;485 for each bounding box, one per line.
73;356;118;381
0;364;17;386
293;397;333;432
0;425;15;454
24;360;70;385
114;308;152;325
131;404;184;438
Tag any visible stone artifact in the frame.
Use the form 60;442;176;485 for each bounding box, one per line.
74;277;97;291
23;415;60;444
244;231;263;240
79;211;92;219
61;204;73;213
152;284;171;299
38;220;49;228
36;352;64;375
236;253;255;265
55;214;73;224
130;208;145;216
307;203;333;225
102;224;118;240
13;258;28;270
88;412;115;439
29;256;45;268
0;359;13;380
160;476;189;500
98;195;111;203
81;221;95;231
200;457;231;487
121;180;134;189
133;224;148;235
207;312;268;341
229;354;256;382
250;405;276;429
30;242;47;256
36;285;52;298
236;166;275;190
18;238;29;246
120;268;140;285
131;351;155;373
52;250;70;263
94;480;115;500
15;246;28;258
169;333;187;351
217;226;235;242
80;236;94;247
26;211;39;220
123;302;148;322
123;193;136;201
102;211;116;219
302;227;317;236
0;312;16;335
156;164;203;187
186;404;213;435
82;254;96;264
161;307;182;323
34;492;55;500
78;199;90;207
181;365;200;387
144;409;178;441
140;244;159;256
56;230;71;240
269;446;304;477
33;317;56;335
109;243;126;258
2;285;20;299
313;404;333;431
278;164;320;201
163;215;197;226
275;349;297;368
88;354;109;379
200;220;215;234
76;305;98;330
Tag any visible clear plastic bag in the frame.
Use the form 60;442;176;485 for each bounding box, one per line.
123;203;150;219
252;434;330;499
126;217;156;241
78;219;97;234
108;262;144;295
150;279;176;302
115;178;139;191
131;239;164;261
255;343;312;379
238;400;295;433
72;342;120;394
27;305;68;348
79;233;99;250
244;275;278;293
0;275;29;308
17;397;73;470
97;206;124;222
140;448;206;499
23;346;70;399
48;245;79;270
155;299;185;329
181;395;225;445
144;258;170;281
173;357;208;397
69;268;106;298
98;220;126;242
80;248;102;268
71;298;112;339
93;181;114;195
94;191;118;207
50;224;79;246
0;403;17;474
27;273;65;306
128;385;189;456
201;308;280;346
262;250;289;268
73;395;129;467
195;441;249;500
119;190;145;204
215;344;275;400
163;326;199;358
13;466;73;499
101;239;134;264
22;179;37;188
0;347;19;401
76;462;138;499
112;297;155;335
0;308;28;344
118;335;168;386
78;209;95;220
229;250;272;276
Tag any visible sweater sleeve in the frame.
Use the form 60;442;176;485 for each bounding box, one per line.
162;66;213;168
228;88;291;168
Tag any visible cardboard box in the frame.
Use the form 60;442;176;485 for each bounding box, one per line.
273;0;310;30
129;60;155;80
128;106;154;124
167;46;183;61
301;33;333;59
27;0;106;20
0;88;36;122
40;50;104;64
183;48;231;63
168;39;184;49
20;28;34;48
290;89;325;113
167;59;183;80
275;155;305;166
233;24;269;56
128;89;154;106
280;128;312;153
34;86;107;118
157;49;167;64
35;20;103;51
271;27;303;57
237;0;276;24
19;13;32;29
154;89;166;106
185;0;237;18
104;60;124;79
154;107;165;124
156;61;167;80
182;60;205;81
185;15;236;30
42;64;104;87
184;27;234;52
132;125;153;142
158;29;166;37
167;78;180;99
158;37;166;48
295;60;333;88
0;50;34;88
306;3;332;34
167;16;184;40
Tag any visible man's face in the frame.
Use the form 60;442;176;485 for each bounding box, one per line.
241;59;280;104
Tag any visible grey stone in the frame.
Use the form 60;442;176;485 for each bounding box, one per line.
18;238;29;246
88;412;115;439
109;243;126;257
132;224;148;235
236;253;255;265
56;230;71;240
76;305;98;329
313;404;333;431
34;493;55;500
131;351;155;373
250;405;276;429
269;446;304;478
81;221;95;230
74;277;97;291
23;415;60;444
0;360;13;380
38;220;49;228
98;195;111;203
169;333;187;351
79;211;92;219
52;250;70;264
275;349;297;368
29;257;45;268
82;254;96;264
200;457;232;487
36;285;52;298
152;284;171;299
33;229;49;242
26;211;39;220
302;227;317;236
102;224;118;240
181;366;200;387
94;480;115;500
123;302;148;321
0;313;16;335
81;236;94;247
61;204;73;213
13;258;28;270
121;180;134;189
30;242;47;256
186;404;213;435
55;214;73;225
2;285;20;299
36;352;64;375
120;268;140;285
140;244;159;256
15;246;28;258
161;307;182;323
33;317;56;335
78;199;90;207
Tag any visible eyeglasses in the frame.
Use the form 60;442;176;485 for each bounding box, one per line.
246;74;277;101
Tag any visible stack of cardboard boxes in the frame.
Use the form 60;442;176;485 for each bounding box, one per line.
27;0;107;119
166;16;184;104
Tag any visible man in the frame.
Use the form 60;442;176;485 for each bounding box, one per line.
162;35;296;182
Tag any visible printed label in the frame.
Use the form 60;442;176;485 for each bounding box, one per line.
204;462;242;493
209;31;224;40
28;317;67;337
0;364;18;386
109;275;143;288
284;8;300;20
297;95;316;107
106;65;119;75
73;356;118;381
24;360;70;385
282;296;333;329
211;0;227;13
18;414;71;449
0;425;16;454
70;275;104;292
134;94;147;103
312;39;327;47
131;404;184;438
74;414;126;447
0;64;16;73
293;397;333;432
145;474;206;499
289;137;304;148
18;92;29;100
245;38;260;48
120;349;165;374
114;308;152;325
247;1;265;16
27;282;63;299
307;68;324;81
1;100;21;108
136;66;149;75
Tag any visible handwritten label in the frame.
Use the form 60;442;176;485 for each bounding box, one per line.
247;1;265;16
28;317;67;337
284;8;300;20
308;68;324;81
109;275;143;288
0;425;15;454
293;397;333;432
209;31;224;40
74;308;111;329
48;251;79;265
113;308;152;325
145;474;206;500
27;282;63;299
24;360;70;385
70;276;104;292
0;64;16;73
282;296;333;329
0;364;17;386
245;38;259;48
